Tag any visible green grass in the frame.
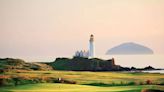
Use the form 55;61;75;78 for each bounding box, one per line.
2;70;164;92
1;83;163;92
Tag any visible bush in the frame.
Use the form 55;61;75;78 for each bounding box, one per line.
0;75;12;86
11;76;42;86
141;89;163;92
0;79;7;86
127;81;136;85
84;83;112;87
1;76;77;86
0;69;5;74
84;81;138;87
146;80;152;85
18;79;34;85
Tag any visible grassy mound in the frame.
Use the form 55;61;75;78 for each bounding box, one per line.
0;58;53;71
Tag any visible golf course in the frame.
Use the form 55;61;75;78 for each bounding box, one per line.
1;70;164;92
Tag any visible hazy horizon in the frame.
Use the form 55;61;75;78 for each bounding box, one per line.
0;0;164;58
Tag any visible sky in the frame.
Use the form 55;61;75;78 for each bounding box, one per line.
0;0;164;59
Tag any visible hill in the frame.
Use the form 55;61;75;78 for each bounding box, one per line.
106;42;154;55
0;58;53;71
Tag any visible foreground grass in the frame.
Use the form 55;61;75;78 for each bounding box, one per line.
1;83;163;92
1;70;164;92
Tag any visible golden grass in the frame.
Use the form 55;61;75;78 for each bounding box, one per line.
4;70;164;84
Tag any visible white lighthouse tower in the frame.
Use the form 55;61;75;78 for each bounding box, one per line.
89;34;95;58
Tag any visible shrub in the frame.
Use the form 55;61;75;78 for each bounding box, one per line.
146;80;152;85
0;75;11;86
141;89;163;92
63;80;76;84
13;77;19;86
127;81;136;85
84;82;111;87
0;79;7;86
11;76;41;86
0;69;5;74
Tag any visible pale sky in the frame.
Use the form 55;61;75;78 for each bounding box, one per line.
0;0;164;58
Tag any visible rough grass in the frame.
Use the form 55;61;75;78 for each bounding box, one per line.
1;83;163;92
4;70;164;84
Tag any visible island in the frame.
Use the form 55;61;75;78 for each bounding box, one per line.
106;42;154;55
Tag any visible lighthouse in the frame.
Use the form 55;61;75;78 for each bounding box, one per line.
74;34;95;58
89;34;95;58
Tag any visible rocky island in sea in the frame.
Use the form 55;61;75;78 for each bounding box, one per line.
106;42;154;55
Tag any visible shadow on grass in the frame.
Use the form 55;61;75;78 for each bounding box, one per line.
83;82;136;87
83;83;114;87
118;89;141;92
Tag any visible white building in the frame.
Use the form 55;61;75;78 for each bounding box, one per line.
89;34;95;58
75;50;89;58
74;34;95;58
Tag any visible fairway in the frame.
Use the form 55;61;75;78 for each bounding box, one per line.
1;83;163;92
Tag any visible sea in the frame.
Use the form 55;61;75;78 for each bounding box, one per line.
98;55;164;74
97;55;164;69
141;70;164;73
